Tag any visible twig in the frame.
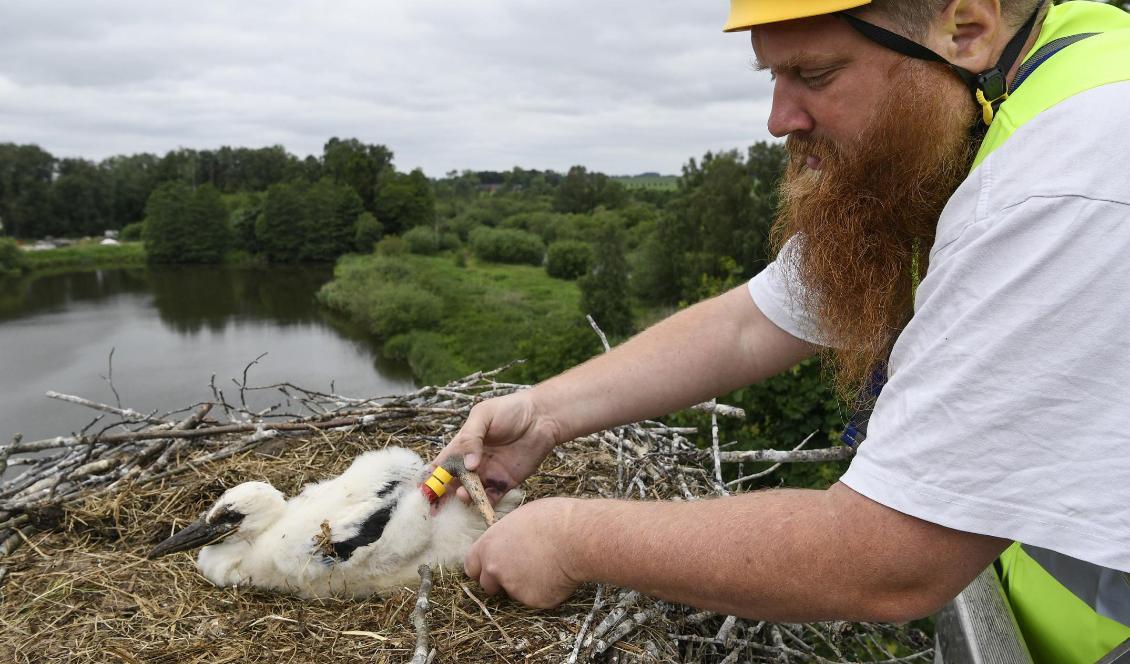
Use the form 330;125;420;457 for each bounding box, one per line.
594;601;667;655
100;347;123;409
586;314;611;353
237;352;268;412
45;391;167;427
568;584;605;664
689;401;746;418
586;590;641;647
410;564;434;664
726;432;818;488
710;404;728;496
459;583;514;650
695;446;854;465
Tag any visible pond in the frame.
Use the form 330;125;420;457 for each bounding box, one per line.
0;265;416;453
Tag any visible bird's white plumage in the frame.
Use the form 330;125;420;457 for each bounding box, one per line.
171;447;520;598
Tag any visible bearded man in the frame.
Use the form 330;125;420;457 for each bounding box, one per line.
435;1;1130;660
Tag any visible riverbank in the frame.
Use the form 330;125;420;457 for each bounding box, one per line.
20;241;146;275
317;253;602;385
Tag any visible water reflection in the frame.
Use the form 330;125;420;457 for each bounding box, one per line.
0;266;415;448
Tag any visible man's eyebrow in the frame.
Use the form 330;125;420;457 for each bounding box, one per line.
754;54;850;73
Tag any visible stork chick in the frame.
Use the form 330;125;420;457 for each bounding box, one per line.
148;447;520;599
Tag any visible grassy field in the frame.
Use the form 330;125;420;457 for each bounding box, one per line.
317;253;600;385
611;174;679;191
21;241;146;274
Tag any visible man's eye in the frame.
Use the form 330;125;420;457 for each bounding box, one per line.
800;71;833;86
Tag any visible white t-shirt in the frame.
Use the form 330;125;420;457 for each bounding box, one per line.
748;81;1130;574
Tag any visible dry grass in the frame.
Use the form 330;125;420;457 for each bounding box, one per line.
0;377;931;663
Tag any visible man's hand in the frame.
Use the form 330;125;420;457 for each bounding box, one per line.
432;390;562;506
464;497;583;608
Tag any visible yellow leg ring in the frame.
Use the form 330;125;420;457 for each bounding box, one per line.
425;476;447;497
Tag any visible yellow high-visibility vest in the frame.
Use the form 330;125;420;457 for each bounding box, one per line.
975;3;1130;662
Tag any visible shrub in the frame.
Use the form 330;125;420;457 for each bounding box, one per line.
376;235;407;256
317;261;442;338
545;240;593;280
469;227;545;266
119;222;144;242
361;283;443;337
0;238;26;278
403;226;441;255
385;331;473;385
354;212;383;251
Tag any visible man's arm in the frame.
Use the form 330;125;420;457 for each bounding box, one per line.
466;482;1010;622
531;283;816;442
435;284;816;503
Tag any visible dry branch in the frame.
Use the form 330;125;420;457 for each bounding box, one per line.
411;563;434;664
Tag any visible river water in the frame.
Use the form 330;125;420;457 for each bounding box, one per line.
0;266;415;449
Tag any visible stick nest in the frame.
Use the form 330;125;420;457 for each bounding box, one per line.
0;368;932;663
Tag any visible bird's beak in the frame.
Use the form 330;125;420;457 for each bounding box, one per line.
147;518;240;559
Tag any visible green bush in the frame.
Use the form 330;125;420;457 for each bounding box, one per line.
0;238;27;278
545;240;593;280
376;235;407;256
385;331;473;385
403;226;441;255
469;227;545;266
119;222;144;242
354;212;383;251
319;270;442;338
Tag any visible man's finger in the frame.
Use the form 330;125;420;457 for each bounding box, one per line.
464;544;482;580
478;569;502;595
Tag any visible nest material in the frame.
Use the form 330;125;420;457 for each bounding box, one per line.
0;369;932;663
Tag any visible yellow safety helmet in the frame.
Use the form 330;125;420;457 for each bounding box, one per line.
723;0;871;32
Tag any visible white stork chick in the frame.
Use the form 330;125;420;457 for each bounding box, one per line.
148;447;520;599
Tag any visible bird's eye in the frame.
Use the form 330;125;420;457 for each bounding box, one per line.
211;507;245;526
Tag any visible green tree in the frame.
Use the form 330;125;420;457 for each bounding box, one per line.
0;144;55;238
354;211;383;251
101;153;159;228
257;182;307;263
301;178;363;261
256;179;362;262
553;165;627;214
50;158;110;237
634;142;787;305
375;168;435;235
323;138;393;215
579;223;632;336
143;182;230;263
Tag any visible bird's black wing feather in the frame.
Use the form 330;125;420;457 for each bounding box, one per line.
329;483;400;562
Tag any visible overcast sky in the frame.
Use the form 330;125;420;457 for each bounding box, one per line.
0;1;778;176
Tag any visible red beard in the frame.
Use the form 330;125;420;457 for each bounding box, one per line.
771;61;978;398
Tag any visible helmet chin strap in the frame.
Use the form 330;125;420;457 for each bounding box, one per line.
839;3;1043;126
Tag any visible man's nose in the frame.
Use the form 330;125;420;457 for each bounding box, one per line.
767;81;815;138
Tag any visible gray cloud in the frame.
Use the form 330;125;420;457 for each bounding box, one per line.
0;0;777;175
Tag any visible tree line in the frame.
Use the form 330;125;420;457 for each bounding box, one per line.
0;139;433;256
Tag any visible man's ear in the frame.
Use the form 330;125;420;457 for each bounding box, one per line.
926;0;1005;73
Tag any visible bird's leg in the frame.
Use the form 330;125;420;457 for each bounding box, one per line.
421;456;496;527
